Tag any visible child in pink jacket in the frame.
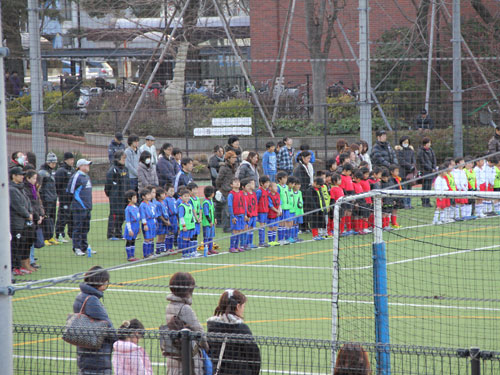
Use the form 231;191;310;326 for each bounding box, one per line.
112;319;153;375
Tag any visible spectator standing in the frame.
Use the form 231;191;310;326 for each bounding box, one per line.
68;159;94;256
207;290;261;375
208;145;225;187
358;140;372;171
9;151;26;170
371;130;398;168
417;137;437;207
105;151;129;240
5;72;13;97
415;108;434;130
157;143;176;186
137;151;158;190
173;157;194;192
25;152;37;170
38;152;60;246
216;151;238;233
73;266;116;375
224;136;243;165
262;141;277;182
277;136;295;175
293;150;314;190
9;167;35;275
9;71;22;97
55;152;75;242
488;125;500;155
107;132;126;164
24;169;44;270
395;136;416;209
165;272;208;375
139;135;158;167
172;148;183;175
237;151;260;187
125;135;140;191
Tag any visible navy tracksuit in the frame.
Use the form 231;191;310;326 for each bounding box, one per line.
67;171;93;252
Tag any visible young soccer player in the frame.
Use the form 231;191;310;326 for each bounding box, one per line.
202;186;218;255
389;164;402;228
485;156;497;215
433;166;451;224
267;182;281;246
352;170;371;234
276;171;291;244
262;142;277;182
494;157;500;214
380;169;394;230
178;188;199;258
139;188;156;258
124;190;140;262
474;157;487;218
228;177;246;252
163;184;178;253
359;167;374;230
464;158;477;220
285;176;298;243
329;173;344;236
256;176;271;247
242;178;258;249
339;163;356;235
316;170;331;237
453;157;468;221
289;176;304;242
155;188;170;254
304;177;327;240
187;182;202;251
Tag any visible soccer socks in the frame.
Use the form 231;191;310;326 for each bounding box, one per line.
391;215;398;226
382;217;390;228
268;229;276;242
278;227;285;241
433;210;441;223
143;242;149;257
164;235;174;251
311;228;319;237
354;219;362;233
125;246;134;259
259;227;266;244
247;231;254;246
156;242;165;254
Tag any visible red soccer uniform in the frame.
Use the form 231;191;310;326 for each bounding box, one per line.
257;187;269;213
330;186;344;202
340;174;354;194
359;179;372;204
353;181;363;194
267;192;281;219
245;192;258;217
229;190;246;216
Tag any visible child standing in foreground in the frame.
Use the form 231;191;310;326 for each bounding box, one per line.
380;169;394;230
262;142;277;182
304;177;327;240
389;164;402;228
276;171;290;244
202;186;218;256
474;158;487;218
329;173;344;236
155;187;170;254
339;163;355;235
290;176;304;242
178;188;199;258
464;158;477;220
433;166;451;224
124;190;140;262
453;157;468;220
228;177;246;252
139;188;156;258
285;176;297;243
112;319;153;375
267;182;281;246
242;178;258;249
187;182;202;252
163;184;178;253
256;176;271;247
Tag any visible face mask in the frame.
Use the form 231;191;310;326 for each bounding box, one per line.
145;158;151;164
17;156;25;165
355;150;359;155
402;143;409;148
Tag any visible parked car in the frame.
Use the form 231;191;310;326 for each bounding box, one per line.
62;60;114;79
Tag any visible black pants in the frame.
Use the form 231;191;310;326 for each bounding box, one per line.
221;200;231;232
11;225;34;268
107;208;124;239
56;200;73;238
421;177;433;205
72;208;91;251
42;200;57;240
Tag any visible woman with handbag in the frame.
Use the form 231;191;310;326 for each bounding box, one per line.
24;169;44;270
207;290;261;375
165;272;208;375
395;136;416;209
73;266;117;375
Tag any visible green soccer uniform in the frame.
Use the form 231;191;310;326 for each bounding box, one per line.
202;199;215;227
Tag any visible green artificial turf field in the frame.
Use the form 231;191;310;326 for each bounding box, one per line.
12;196;500;373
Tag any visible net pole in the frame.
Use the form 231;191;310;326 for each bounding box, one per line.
0;9;13;374
331;201;341;370
373;196;391;374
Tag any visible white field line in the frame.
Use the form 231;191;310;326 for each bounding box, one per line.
37;286;500;312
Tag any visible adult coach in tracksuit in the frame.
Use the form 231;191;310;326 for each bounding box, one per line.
38;152;59;245
105;151;129;240
55;152;75;242
68;159;93;256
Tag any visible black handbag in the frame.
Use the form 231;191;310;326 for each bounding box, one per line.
160;304;188;356
62;296;109;349
34;227;45;249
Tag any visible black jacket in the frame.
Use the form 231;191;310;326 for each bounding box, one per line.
293;162;312;190
38;163;58;203
416;146;437;176
207;316;261;375
371;141;398;168
208;155;225;187
156;155;176;187
107;140;126;163
9;181;32;231
104;162;129;212
303;186;326;228
55;162;75;204
415;115;434;129
73;283;116;372
394;145;416;178
24;182;44;223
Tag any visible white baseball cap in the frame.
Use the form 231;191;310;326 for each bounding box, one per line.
76;159;92;168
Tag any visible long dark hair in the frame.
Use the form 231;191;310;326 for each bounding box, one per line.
213;289;247;318
334;343;371;375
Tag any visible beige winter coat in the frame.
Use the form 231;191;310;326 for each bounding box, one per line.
165;294;208;375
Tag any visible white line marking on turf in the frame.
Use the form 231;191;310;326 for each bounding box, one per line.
344;244;500;271
163;262;332;270
38;286;500;312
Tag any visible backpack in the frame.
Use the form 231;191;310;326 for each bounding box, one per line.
159;304;189;357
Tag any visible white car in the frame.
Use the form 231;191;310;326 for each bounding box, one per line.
62;61;114;79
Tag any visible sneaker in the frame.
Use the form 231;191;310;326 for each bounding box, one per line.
268;241;280;246
182;254;191;259
127;257;139;262
208;249;219;255
477;213;486;218
57;235;69;243
191;252;202;258
391;224;401;229
229;248;239;253
259;243;270;248
362;228;372;234
237;247;246;252
280;240;290;245
383;226;393;231
20;267;32;274
295;238;304;242
432;220;443;225
13;268;23;276
248;244;258;249
74;248;85;256
455;217;464;221
108;237;120;241
44;240;53;246
313;236;324;241
30;263;41;269
48;238;60;245
287;238;296;244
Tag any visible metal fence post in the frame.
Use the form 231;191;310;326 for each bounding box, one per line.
323;105;328;162
373;196;391;375
181;329;192;375
184;107;189;156
470;347;480;375
331;201;341;371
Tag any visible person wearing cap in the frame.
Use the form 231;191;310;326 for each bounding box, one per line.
370;130;398;169
105;151;129;240
488;125;500;155
415;108;434;130
55;152;75;242
67;159;94;256
9;167;35;275
125;134;140;191
216;150;238;232
139;135;158;167
38;152;60;246
108;132;126;164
